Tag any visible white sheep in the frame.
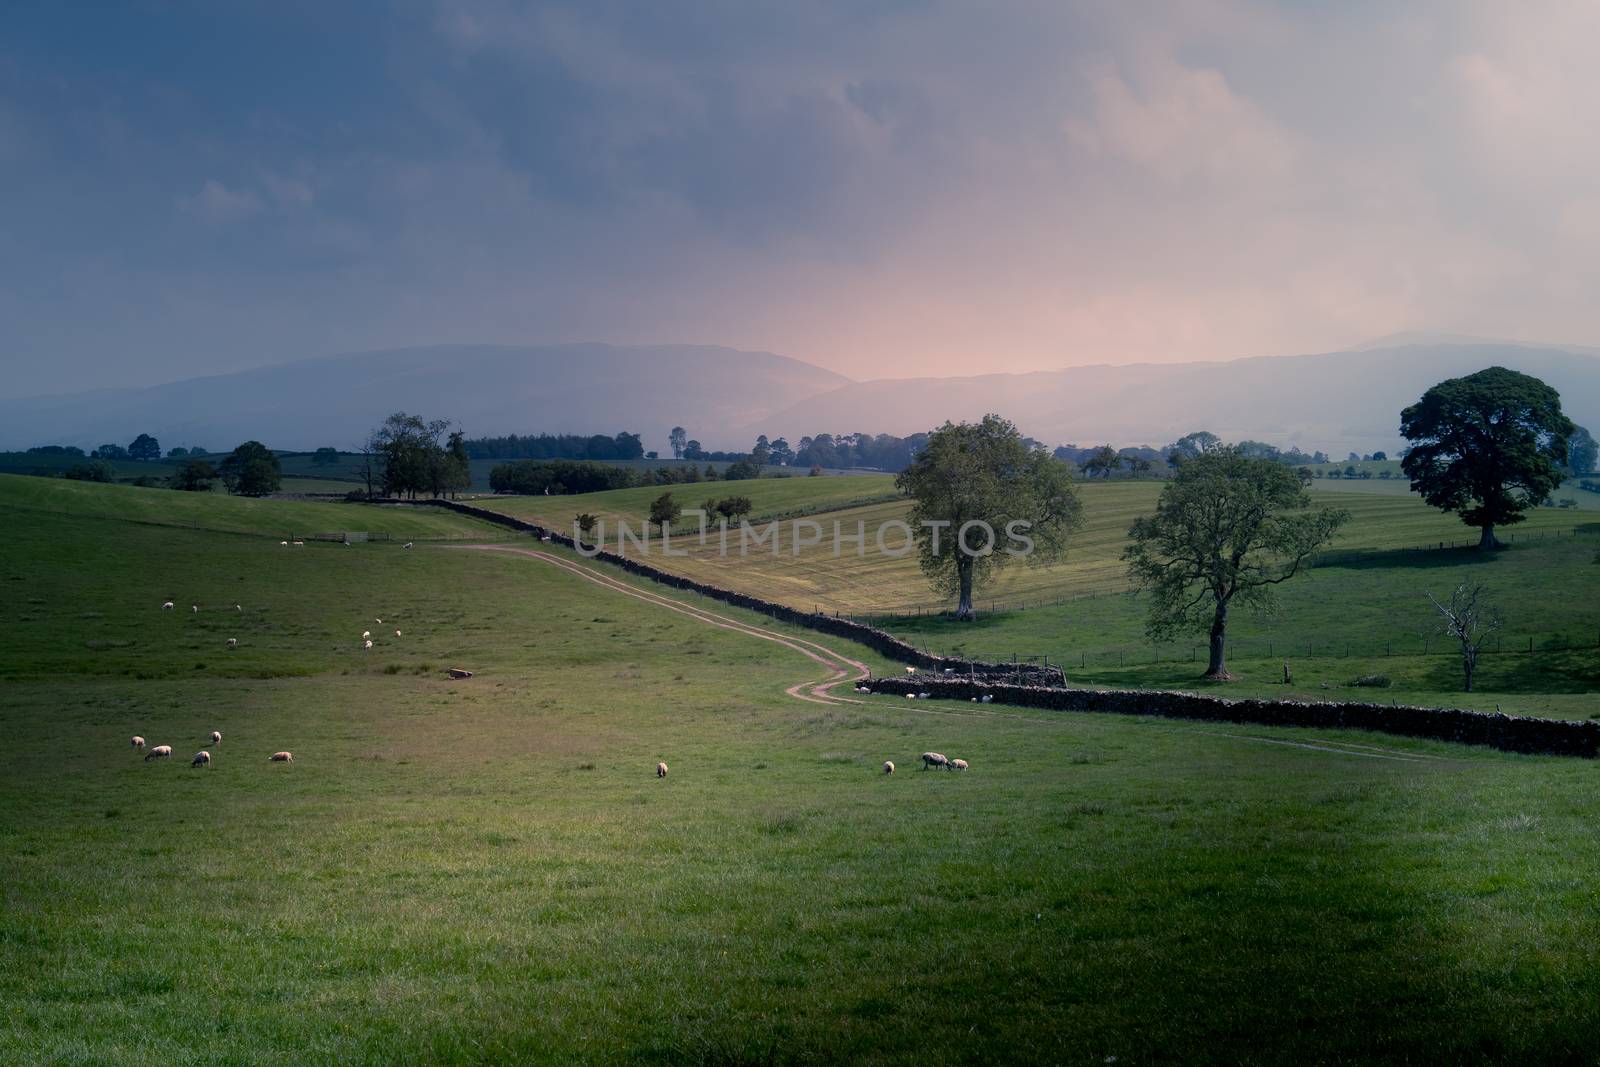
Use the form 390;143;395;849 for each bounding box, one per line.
883;760;894;774
268;751;293;763
292;541;304;546
161;601;174;611
144;745;173;762
656;761;668;779
403;542;413;549
917;692;930;699
209;730;222;745
949;758;969;771
361;630;371;640
394;629;401;637
363;639;373;650
226;638;237;648
191;605;199;613
375;618;382;624
131;735;145;750
234;604;242;612
904;693;916;700
191;750;211;768
905;666;916;674
979;694;993;704
920;752;948;770
280;541;289;546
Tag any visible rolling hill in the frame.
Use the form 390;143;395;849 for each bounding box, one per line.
0;343;851;455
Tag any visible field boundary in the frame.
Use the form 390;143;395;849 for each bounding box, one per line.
864;677;1599;758
419;499;1599;759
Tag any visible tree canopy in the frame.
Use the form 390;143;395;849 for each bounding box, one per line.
896;414;1082;620
127;433;161;461
218;441;281;496
1399;366;1574;549
1124;446;1348;679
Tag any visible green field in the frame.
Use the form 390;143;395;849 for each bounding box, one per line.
8;477;1600;1062
478;473;900;528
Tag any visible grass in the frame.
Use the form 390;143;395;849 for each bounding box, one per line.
8;478;1600;1062
477;472;900;527
0;473;508;541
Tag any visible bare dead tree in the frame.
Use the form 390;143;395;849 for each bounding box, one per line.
1428;581;1502;693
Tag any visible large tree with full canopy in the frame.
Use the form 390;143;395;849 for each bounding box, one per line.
896;414;1082;620
1124;446;1347;680
1399;366;1574;549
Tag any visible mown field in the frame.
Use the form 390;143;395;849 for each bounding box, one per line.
7;477;1600;1063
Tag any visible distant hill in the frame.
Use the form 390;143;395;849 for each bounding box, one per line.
0;344;852;454
6;339;1598;458
744;342;1600;457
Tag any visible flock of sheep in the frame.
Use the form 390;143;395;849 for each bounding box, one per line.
131;730;292;768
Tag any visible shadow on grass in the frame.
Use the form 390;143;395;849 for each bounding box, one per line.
1318;544;1504;571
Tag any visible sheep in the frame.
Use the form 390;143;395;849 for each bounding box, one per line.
292;541;304;546
949;758;969;771
979;694;994;704
280;541;289;546
161;601;174;611
920;752;948;770
226;638;237;648
883;760;894;775
363;639;373;650
362;630;371;640
209;730;222;745
917;692;930;699
268;751;293;763
131;736;145;750
234;604;242;612
403;542;413;549
144;745;173;762
375;618;382;625
904;693;916;700
656;761;668;779
191;605;199;613
394;630;402;637
905;666;916;674
191;750;211;768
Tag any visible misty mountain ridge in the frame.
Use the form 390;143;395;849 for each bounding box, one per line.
3;339;1596;459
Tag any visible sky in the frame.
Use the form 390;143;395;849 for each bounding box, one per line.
3;0;1599;397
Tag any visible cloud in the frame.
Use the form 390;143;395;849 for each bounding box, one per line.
180;180;264;225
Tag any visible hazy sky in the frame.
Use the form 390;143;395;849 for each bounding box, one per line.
4;1;1598;396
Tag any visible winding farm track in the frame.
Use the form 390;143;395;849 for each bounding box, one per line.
449;544;1471;764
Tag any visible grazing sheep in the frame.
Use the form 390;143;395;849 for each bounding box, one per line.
131;736;145;750
268;751;293;763
949;758;969;771
917;692;930;699
904;693;916;700
403;542;414;549
375;618;382;624
394;630;401;637
905;666;916;674
210;730;222;745
656;761;668;778
363;639;373;650
191;750;211;768
226;638;237;648
920;752;948;770
191;605;199;613
883;760;894;775
362;630;371;640
292;541;304;546
979;694;993;704
280;541;289;546
144;745;173;762
161;601;174;611
235;604;242;612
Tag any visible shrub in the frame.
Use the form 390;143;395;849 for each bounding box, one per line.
1349;674;1392;688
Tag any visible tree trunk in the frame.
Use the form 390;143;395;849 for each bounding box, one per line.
1203;599;1233;680
1463;648;1476;692
1478;524;1501;550
955;559;975;621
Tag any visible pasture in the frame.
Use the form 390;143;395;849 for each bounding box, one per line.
6;477;1600;1063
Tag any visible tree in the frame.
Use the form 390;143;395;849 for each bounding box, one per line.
1080;445;1121;480
127;433;161;461
312;447;340;467
1568;425;1597;475
752;435;772;468
716;496;753;522
357;432;384;500
169;458;218;491
575;513;599;544
648;492;681;530
166;446;189;458
669;426;687;460
372;412;451;499
442;431;472;498
896;414;1083;620
1428;581;1501;693
1167;430;1221;466
63;460;115;482
1124;447;1349;680
1372;451;1388;461
1400;366;1575;549
683;439;705;460
218;441;281;496
92;443;128;461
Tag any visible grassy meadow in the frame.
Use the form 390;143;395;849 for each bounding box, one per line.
6;474;1600;1062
